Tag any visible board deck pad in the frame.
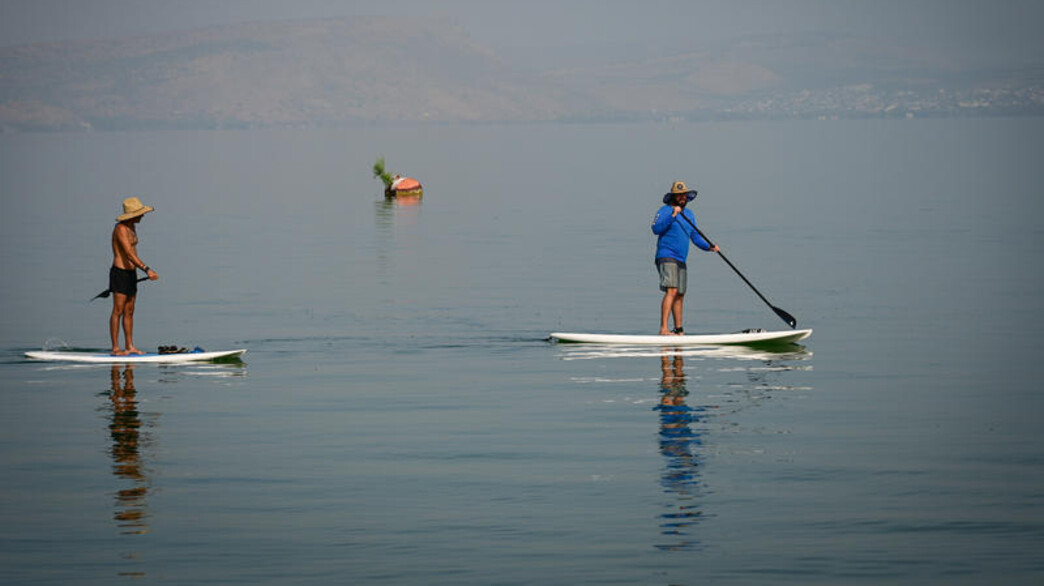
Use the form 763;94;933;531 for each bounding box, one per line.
25;348;247;364
549;329;811;346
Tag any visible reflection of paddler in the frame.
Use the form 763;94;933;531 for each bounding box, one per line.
108;365;150;535
653;353;705;551
658;354;696;449
659;353;686;395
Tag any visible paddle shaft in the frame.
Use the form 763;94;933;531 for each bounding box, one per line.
91;276;150;301
675;212;797;329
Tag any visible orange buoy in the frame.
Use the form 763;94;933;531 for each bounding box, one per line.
386;175;423;198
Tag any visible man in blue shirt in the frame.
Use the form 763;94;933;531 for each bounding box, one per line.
651;181;719;335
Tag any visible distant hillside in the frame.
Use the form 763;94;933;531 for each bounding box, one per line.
544;52;781;116
0;16;591;130
1;17;1040;130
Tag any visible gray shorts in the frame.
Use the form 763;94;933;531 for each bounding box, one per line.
657;259;687;295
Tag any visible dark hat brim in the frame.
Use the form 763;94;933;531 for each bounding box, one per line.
663;191;697;204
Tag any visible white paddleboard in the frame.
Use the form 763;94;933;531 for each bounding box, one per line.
549;329;811;346
25;349;247;364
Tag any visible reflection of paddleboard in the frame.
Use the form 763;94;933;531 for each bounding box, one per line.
549;329;811;346
25;349;246;364
557;344;812;362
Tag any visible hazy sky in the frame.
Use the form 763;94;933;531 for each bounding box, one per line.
1;0;1042;69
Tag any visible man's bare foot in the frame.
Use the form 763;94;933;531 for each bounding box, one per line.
125;347;145;355
111;348;127;356
658;330;678;336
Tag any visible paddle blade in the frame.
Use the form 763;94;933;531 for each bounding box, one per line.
773;305;797;329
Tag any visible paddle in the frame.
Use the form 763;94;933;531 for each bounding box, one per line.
91;276;149;301
676;213;798;329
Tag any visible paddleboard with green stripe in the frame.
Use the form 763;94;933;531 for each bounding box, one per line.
549;329;811;346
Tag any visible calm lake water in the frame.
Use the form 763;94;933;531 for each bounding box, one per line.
1;119;1043;584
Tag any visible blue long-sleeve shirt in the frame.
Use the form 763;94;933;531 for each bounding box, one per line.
651;206;713;263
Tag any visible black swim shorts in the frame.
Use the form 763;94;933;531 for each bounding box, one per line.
109;266;138;296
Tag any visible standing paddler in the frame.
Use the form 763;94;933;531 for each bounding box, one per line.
110;197;159;355
651;181;718;335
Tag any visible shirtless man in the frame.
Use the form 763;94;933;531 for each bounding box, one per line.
110;197;159;355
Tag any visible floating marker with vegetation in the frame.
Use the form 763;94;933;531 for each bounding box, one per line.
373;156;423;198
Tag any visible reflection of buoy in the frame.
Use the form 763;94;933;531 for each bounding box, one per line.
385;175;423;198
391;194;422;206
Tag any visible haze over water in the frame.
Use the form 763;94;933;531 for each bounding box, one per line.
1;118;1043;584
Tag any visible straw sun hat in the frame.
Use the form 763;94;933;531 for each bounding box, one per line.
116;197;154;222
662;180;697;204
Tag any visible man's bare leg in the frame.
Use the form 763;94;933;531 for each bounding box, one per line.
672;293;685;334
122;295;143;354
660;288;680;335
111;293;128;355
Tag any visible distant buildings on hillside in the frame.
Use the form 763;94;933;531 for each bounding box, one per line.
681;83;1044;122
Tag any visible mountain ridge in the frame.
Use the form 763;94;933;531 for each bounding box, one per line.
1;16;1040;131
